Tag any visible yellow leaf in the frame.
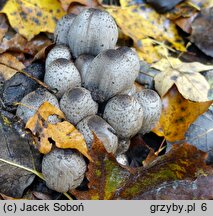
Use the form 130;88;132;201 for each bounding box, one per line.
152;57;213;102
0;0;65;40
26;102;92;161
106;5;185;63
152;86;212;142
0;52;25;80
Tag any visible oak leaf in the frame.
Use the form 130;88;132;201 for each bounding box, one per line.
152;57;212;102
0;0;65;40
26;102;91;161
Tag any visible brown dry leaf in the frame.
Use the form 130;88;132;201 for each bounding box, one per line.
72;135;209;199
114;143;208;199
152;86;212;142
0;0;65;40
26;102;91;161
137;173;213;199
190;8;213;58
152;57;212;102
59;0;99;12
0;33;52;56
0;14;8;41
106;4;185;63
71;134;131;200
0;52;25;81
0;193;17;200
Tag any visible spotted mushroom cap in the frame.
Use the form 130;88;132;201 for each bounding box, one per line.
45;45;71;69
42;148;86;193
134;89;162;134
68;8;118;58
44;58;81;98
16;88;59;123
60;87;98;125
77;115;118;154
84;47;140;102
54;14;76;45
103;94;143;138
75;54;94;86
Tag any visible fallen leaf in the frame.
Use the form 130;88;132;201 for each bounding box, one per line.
152;86;212;142
0;14;8;41
0;0;65;40
152;57;212;102
0;193;17;200
72;137;209;199
185;108;213;163
0;52;25;81
191;7;213;57
137;173;213;199
0;110;41;198
106;4;185;63
59;0;99;12
26;102;91;160
113;143;208;199
0;34;52;55
71;134;130;200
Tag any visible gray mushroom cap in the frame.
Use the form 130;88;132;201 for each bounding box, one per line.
60;87;98;125
134;89;162;135
103;94;143;138
84;47;140;102
16;88;59;123
44;58;81;98
45;45;71;69
75;54;94;86
116;139;131;155
42;148;86;193
54;14;76;46
77;115;118;154
68;8;118;58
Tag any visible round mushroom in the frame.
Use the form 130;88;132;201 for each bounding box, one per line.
134;89;162;134
68;8;118;58
75;54;94;86
54;14;76;45
44;58;81;98
77;115;118;154
42;148;86;193
16;88;59;123
103;94;143;138
84;47;140;102
60;87;98;125
45;45;71;69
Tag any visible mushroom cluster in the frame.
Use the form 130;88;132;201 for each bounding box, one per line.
15;8;162;193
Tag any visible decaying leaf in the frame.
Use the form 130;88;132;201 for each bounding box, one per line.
106;4;185;63
113;143;208;199
152;57;212;102
191;7;213;58
0;34;52;56
185;108;213;162
71;134;130;200
26;102;91;160
153;86;212;142
72;135;209;199
0;0;65;40
137;173;213;199
0;52;25;81
0;14;8;41
0;110;41;198
59;0;99;12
